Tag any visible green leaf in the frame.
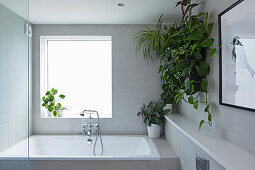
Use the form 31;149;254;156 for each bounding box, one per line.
191;44;198;53
193;100;198;109
201;78;208;92
51;88;55;92
193;52;203;60
200;38;214;48
209;48;217;57
184;3;202;18
57;103;61;107
190;24;198;33
155;117;160;124
59;94;65;99
52;89;58;95
191;85;195;94
186;30;201;41
199;120;205;130
44;99;49;104
208;113;212;121
42;103;46;107
48;94;54;102
188;96;194;104
190;59;197;67
196;61;210;77
42;96;45;101
197;25;206;34
204;103;211;113
156;112;161;117
197;12;206;17
207;22;214;34
182;68;191;76
47;105;54;112
46;91;50;95
53;111;58;117
158;65;163;73
184;78;191;91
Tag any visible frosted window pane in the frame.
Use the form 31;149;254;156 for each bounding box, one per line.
47;40;112;117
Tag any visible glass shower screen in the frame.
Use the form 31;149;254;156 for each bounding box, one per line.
0;0;30;170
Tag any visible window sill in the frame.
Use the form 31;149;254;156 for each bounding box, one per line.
40;114;112;119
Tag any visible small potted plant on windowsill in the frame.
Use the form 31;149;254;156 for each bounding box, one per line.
42;88;67;117
137;100;170;138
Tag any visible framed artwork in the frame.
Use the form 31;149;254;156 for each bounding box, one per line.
219;0;255;111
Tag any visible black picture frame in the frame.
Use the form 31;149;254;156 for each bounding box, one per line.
218;0;255;112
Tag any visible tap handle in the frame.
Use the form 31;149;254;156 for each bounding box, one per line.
81;124;86;135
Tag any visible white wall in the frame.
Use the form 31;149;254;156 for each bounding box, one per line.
32;24;161;135
165;0;255;169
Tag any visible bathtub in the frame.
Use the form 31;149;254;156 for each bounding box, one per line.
0;135;160;160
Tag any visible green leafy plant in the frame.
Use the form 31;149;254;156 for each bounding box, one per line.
135;0;217;129
160;88;176;104
41;88;66;117
137;100;170;126
135;14;164;60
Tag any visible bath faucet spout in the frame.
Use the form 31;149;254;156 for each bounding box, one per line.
80;109;103;156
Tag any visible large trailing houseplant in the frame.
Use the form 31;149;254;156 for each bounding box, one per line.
135;0;217;129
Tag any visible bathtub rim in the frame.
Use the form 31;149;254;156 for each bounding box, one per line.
0;135;160;161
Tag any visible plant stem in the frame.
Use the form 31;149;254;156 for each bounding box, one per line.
194;92;200;99
206;92;208;105
182;96;189;103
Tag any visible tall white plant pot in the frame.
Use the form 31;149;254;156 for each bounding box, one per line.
147;124;161;139
164;104;172;114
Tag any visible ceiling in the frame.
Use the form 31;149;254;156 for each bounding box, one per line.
0;0;29;19
28;0;181;24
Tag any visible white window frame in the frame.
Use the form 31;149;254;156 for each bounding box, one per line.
40;36;112;118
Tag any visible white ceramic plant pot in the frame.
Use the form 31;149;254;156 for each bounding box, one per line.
147;124;161;139
47;111;53;117
58;110;64;117
163;104;172;114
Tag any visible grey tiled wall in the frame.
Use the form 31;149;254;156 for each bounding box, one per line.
32;24;162;135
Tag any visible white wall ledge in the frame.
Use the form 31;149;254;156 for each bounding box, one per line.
165;113;255;170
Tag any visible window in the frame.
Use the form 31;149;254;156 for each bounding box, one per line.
40;36;112;118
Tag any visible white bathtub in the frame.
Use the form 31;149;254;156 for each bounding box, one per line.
0;135;160;160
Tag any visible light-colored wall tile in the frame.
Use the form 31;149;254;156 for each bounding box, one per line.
32;24;161;135
149;158;180;170
30;159;179;170
0;160;29;170
0;123;9;151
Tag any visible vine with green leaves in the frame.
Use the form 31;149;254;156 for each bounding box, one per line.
135;0;217;129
